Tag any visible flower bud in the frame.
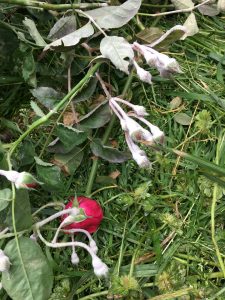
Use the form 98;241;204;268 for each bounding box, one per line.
61;197;103;234
14;172;41;189
0;170;41;189
92;255;108;277
133;60;152;84
0;250;11;272
131;105;148;117
132;152;151;169
71;252;79;265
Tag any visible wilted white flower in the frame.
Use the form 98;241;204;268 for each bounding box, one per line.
0;170;41;189
112;97;148;117
109;97;164;168
71;252;79;265
133;42;182;78
0;250;11;272
92;255;109;277
133;60;152;84
125;132;151;168
109;99;153;143
89;240;98;254
135;116;165;144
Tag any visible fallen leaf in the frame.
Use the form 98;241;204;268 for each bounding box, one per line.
109;170;121;179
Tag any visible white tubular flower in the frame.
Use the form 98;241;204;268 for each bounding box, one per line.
92;255;109;277
124;116;153;143
144;48;181;78
137;116;165;144
133;60;152;84
113;97;148;117
0;250;11;272
0;170;41;189
71;252;79;265
133;42;181;78
125;132;151;169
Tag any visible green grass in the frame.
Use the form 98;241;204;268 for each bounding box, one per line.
1;1;225;299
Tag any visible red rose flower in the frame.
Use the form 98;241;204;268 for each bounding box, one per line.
61;196;103;233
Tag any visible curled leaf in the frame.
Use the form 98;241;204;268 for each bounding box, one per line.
48;15;77;40
44;23;94;51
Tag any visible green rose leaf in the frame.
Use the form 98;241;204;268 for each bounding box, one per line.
6;189;32;231
2;237;53;300
0;188;12;212
90;138;130;163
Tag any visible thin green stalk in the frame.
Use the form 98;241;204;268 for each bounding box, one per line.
175;253;218;267
211;134;225;277
155;144;225;179
148;287;193;300
9;63;100;158
85;72;134;196
78;291;108;300
0;0;108;10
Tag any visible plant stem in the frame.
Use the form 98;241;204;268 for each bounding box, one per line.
35;208;78;229
0;0;108;10
148;287;193;300
85;72;134;196
9;63;100;158
211;133;225;277
78;291;108;300
138;0;211;17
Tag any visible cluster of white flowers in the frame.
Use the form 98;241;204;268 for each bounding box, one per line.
132;41;182;82
109;97;164;168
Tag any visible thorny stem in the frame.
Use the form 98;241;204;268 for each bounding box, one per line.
0;0;109;10
85;71;134;196
9;63;100;159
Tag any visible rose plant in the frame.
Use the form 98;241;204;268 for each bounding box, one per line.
0;0;225;299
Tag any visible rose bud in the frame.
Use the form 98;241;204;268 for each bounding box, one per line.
0;170;41;189
61;196;103;234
